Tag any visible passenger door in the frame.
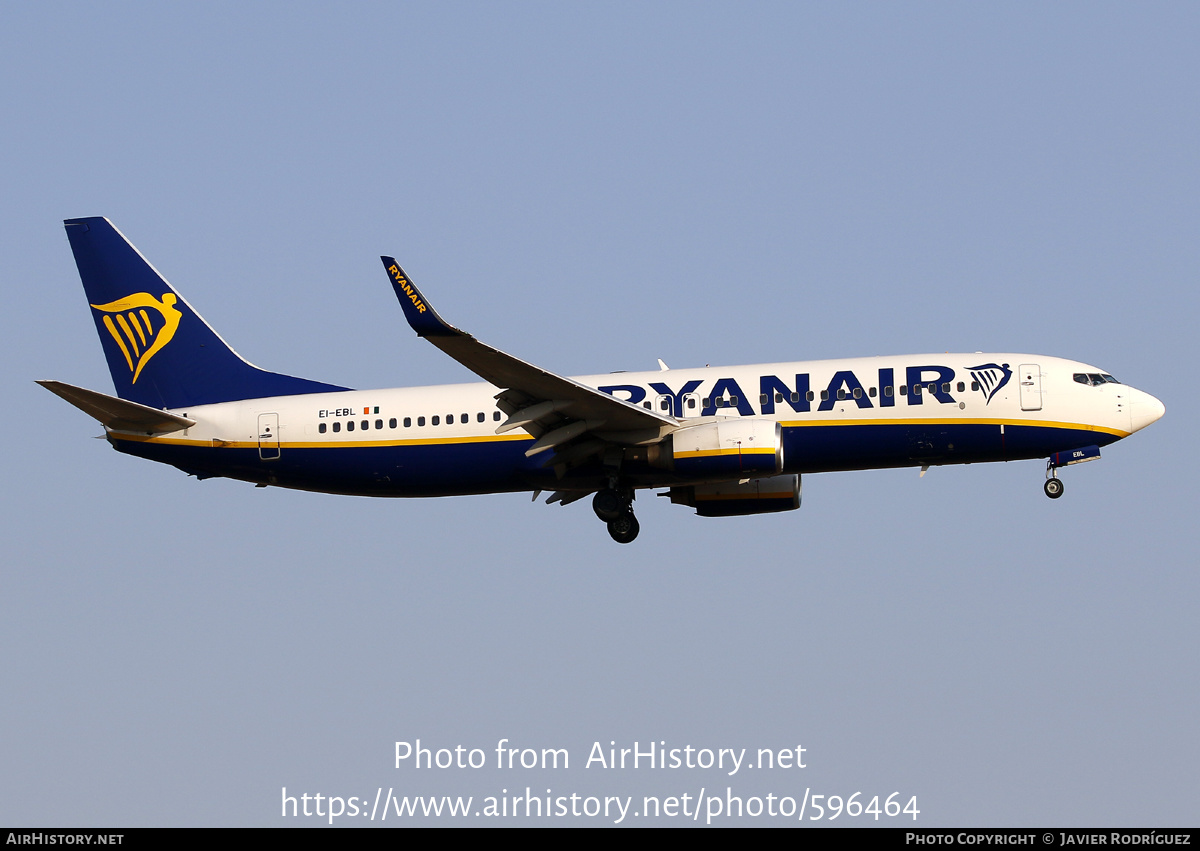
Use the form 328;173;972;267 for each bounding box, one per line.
258;412;281;460
1018;364;1042;411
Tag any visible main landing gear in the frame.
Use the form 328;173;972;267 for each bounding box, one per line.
593;487;639;543
1044;461;1065;499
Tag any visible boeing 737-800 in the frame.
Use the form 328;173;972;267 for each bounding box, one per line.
41;217;1165;543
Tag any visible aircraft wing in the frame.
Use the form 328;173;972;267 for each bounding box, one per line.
381;258;675;457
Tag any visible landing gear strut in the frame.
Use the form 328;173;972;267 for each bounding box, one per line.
594;487;639;543
1044;462;1065;499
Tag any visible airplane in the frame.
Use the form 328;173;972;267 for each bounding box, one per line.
41;217;1165;543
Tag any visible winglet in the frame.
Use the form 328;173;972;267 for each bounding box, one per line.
380;257;464;338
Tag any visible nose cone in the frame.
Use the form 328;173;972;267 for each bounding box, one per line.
1130;390;1165;433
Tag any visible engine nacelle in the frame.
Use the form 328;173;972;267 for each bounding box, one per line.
665;418;784;478
670;474;801;517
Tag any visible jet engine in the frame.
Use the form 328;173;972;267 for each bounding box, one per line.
652;418;784;477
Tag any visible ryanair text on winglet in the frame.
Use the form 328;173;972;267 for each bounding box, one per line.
390;265;427;313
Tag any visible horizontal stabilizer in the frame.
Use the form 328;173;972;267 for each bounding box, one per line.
37;380;195;433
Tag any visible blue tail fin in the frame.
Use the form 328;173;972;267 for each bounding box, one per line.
65;217;349;409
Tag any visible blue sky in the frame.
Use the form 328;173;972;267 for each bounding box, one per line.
2;2;1197;826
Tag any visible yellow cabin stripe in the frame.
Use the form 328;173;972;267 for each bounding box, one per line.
110;417;1128;447
778;416;1129;439
112;432;536;449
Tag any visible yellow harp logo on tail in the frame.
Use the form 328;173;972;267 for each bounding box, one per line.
90;293;183;383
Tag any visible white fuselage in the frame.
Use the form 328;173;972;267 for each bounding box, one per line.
108;353;1162;497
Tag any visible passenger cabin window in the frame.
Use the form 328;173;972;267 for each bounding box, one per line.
376;419;384;429
318;423;327;434
447;414;454;424
332;422;341;433
404;417;411;428
347;421;355;431
417;416;425;427
476;412;485;422
493;411;501;421
868;387;877;397
971;381;979;391
461;413;468;422
432;416;440;425
884;386;893;397
389;418;397;428
853;388;862;399
361;420;369;430
957;381;965;392
820;390;829;401
806;391;815;402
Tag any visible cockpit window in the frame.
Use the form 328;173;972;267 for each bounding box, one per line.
1074;372;1122;387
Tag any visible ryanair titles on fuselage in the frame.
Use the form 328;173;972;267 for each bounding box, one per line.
596;360;1012;419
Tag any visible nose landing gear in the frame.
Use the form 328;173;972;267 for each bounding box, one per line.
1043;445;1102;499
1044;456;1067;499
